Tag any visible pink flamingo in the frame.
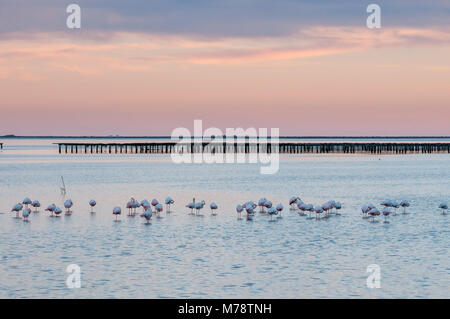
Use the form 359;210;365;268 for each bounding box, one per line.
64;199;73;214
46;204;56;217
31;200;41;213
113;206;121;221
54;207;62;217
89;199;96;213
22;198;32;209
140;209;152;224
210;202;218;215
236;204;243;219
155;203;163;218
11;203;23;218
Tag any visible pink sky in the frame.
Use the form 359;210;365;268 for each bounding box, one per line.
1;27;450;136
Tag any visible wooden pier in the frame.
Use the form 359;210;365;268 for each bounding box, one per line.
55;141;450;155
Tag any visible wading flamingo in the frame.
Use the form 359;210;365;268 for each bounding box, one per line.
439;202;448;215
89;200;96;212
140;209;152;224
382;207;391;223
289;196;300;210
305;204;314;219
236;204;243;219
210;202;218;215
276;203;283;218
155;203;163;218
268;207;278;221
113;206;121;221
46;204;56;217
151;199;159;208
297;202;307;216
11;203;23;218
368;208;380;222
165;197;174;212
263;200;272;214
64;199;73;214
400;200;410;214
140;200;151;213
31;200;41;213
258;198;267;213
314;206;323;220
335;202;342;215
22;198;32;209
22;208;31;222
195;200;206;216
186;201;195;215
54;207;62;217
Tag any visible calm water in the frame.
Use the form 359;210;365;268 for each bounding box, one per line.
0;138;449;298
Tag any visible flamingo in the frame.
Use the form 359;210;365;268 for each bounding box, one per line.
151;199;159;208
11;203;23;218
210;202;218;215
392;201;400;215
263;200;272;214
54;207;62;217
31;200;41;213
361;204;371;218
194;200;206;216
126;198;139;216
380;200;393;208
329;200;337;215
276;203;283;218
22;197;32;209
244;205;255;220
439;202;448;215
400;200;410;214
289;196;300;210
22;208;31;222
314;205;323;219
258;198;267;213
140;199;151;212
186;201;195;215
45;204;56;217
113;206;121;221
335;202;342;215
382;207;391;223
368;207;380;222
89;199;96;213
297;202;307;216
155;203;163;218
140;209;153;224
165;197;174;212
305;204;314;219
268;207;278;221
64;199;73;214
236;204;243;219
126;200;135;215
321;202;331;218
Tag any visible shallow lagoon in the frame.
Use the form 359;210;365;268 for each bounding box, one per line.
0;139;449;298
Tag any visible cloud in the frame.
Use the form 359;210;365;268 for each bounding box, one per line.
1;26;450;68
0;0;449;37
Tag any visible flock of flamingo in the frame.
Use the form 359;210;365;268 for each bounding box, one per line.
8;196;449;224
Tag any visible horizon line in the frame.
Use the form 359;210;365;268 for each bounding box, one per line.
1;135;450;139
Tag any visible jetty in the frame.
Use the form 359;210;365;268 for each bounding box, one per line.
55;141;450;155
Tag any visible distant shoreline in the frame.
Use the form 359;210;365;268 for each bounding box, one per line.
1;135;450;139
